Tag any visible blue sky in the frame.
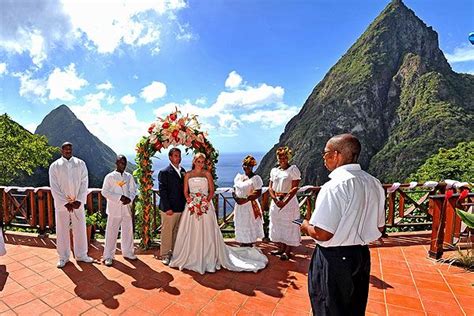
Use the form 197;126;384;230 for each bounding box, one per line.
1;0;473;155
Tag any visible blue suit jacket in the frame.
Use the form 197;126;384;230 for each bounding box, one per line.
158;164;186;212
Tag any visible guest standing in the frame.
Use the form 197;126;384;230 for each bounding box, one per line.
301;134;385;315
268;146;301;260
101;155;138;266
232;155;264;247
158;148;186;265
49;142;93;268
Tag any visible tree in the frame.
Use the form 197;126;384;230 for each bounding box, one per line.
0;114;58;185
409;141;474;182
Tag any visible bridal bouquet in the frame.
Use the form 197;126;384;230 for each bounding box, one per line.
188;193;210;219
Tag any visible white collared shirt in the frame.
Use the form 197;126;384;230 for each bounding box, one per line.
101;170;137;217
49;156;88;211
309;164;385;247
171;164;182;178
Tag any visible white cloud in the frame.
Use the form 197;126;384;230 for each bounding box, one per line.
445;44;474;63
214;83;284;112
70;93;148;155
0;0;75;68
47;63;88;101
240;105;300;128
225;71;243;89
106;95;116;105
195;97;207;105
14;71;48;100
0;0;189;67
96;80;113;90
140;81;167;102
152;72;295;133
120;94;137;105
24;123;38;133
176;22;196;42
61;0;187;54
0;63;7;75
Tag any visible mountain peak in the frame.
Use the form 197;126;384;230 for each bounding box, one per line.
35;104;122;187
256;1;472;185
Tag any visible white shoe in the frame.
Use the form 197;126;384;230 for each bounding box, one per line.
124;254;137;260
104;258;113;266
57;259;69;268
76;256;94;263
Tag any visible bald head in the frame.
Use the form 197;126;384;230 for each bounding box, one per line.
327;134;361;164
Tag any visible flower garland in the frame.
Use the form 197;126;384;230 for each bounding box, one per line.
134;108;218;248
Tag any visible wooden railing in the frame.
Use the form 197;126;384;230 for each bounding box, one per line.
428;192;474;259
1;184;471;259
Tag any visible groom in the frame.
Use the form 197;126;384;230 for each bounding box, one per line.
158;148;186;265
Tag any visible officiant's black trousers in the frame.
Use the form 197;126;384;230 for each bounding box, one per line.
308;245;370;316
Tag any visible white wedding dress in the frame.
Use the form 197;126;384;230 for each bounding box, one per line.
169;177;268;274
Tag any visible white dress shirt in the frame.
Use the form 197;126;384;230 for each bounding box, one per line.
171;164;182;178
101;170;137;218
309;164;385;247
49;156;88;211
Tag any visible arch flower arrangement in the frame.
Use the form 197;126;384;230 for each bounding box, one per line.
134;109;219;248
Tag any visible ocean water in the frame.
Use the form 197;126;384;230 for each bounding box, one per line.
145;152;266;188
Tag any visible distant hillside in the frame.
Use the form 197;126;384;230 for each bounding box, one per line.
34;104;134;187
409;141;474;183
257;0;474;184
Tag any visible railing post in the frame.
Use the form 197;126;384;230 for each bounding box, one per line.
29;191;37;227
398;191;405;218
387;191;396;226
428;197;445;259
2;189;6;225
443;196;457;246
38;190;46;233
47;191;54;229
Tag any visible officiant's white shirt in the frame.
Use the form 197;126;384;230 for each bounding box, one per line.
101;171;137;217
309;164;385;248
49;156;88;211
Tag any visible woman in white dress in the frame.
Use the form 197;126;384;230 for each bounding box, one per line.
169;153;268;274
268;146;301;260
232;155;264;247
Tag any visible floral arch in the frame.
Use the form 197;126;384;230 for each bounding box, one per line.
134;109;218;248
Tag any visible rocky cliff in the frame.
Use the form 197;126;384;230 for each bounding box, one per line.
257;0;474;184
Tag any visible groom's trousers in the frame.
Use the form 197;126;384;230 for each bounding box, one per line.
308;245;370;316
160;211;182;257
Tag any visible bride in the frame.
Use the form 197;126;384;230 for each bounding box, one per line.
169;153;268;274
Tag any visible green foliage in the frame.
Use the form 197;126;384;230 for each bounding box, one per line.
0;114;58;185
409;141;474;182
370;71;474;182
456;209;474;229
85;211;106;229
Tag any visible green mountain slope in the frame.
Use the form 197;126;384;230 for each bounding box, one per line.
257;0;473;184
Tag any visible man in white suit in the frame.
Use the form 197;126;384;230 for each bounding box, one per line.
49;142;93;268
101;155;137;266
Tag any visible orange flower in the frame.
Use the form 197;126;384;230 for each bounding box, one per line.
117;180;126;187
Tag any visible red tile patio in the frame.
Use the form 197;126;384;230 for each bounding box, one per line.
0;232;472;315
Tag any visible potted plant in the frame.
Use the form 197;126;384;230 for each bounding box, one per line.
85;211;106;244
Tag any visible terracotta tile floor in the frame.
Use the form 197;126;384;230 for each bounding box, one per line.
0;232;472;315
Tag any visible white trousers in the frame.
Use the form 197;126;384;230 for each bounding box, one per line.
55;209;88;260
103;215;134;259
0;231;6;256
